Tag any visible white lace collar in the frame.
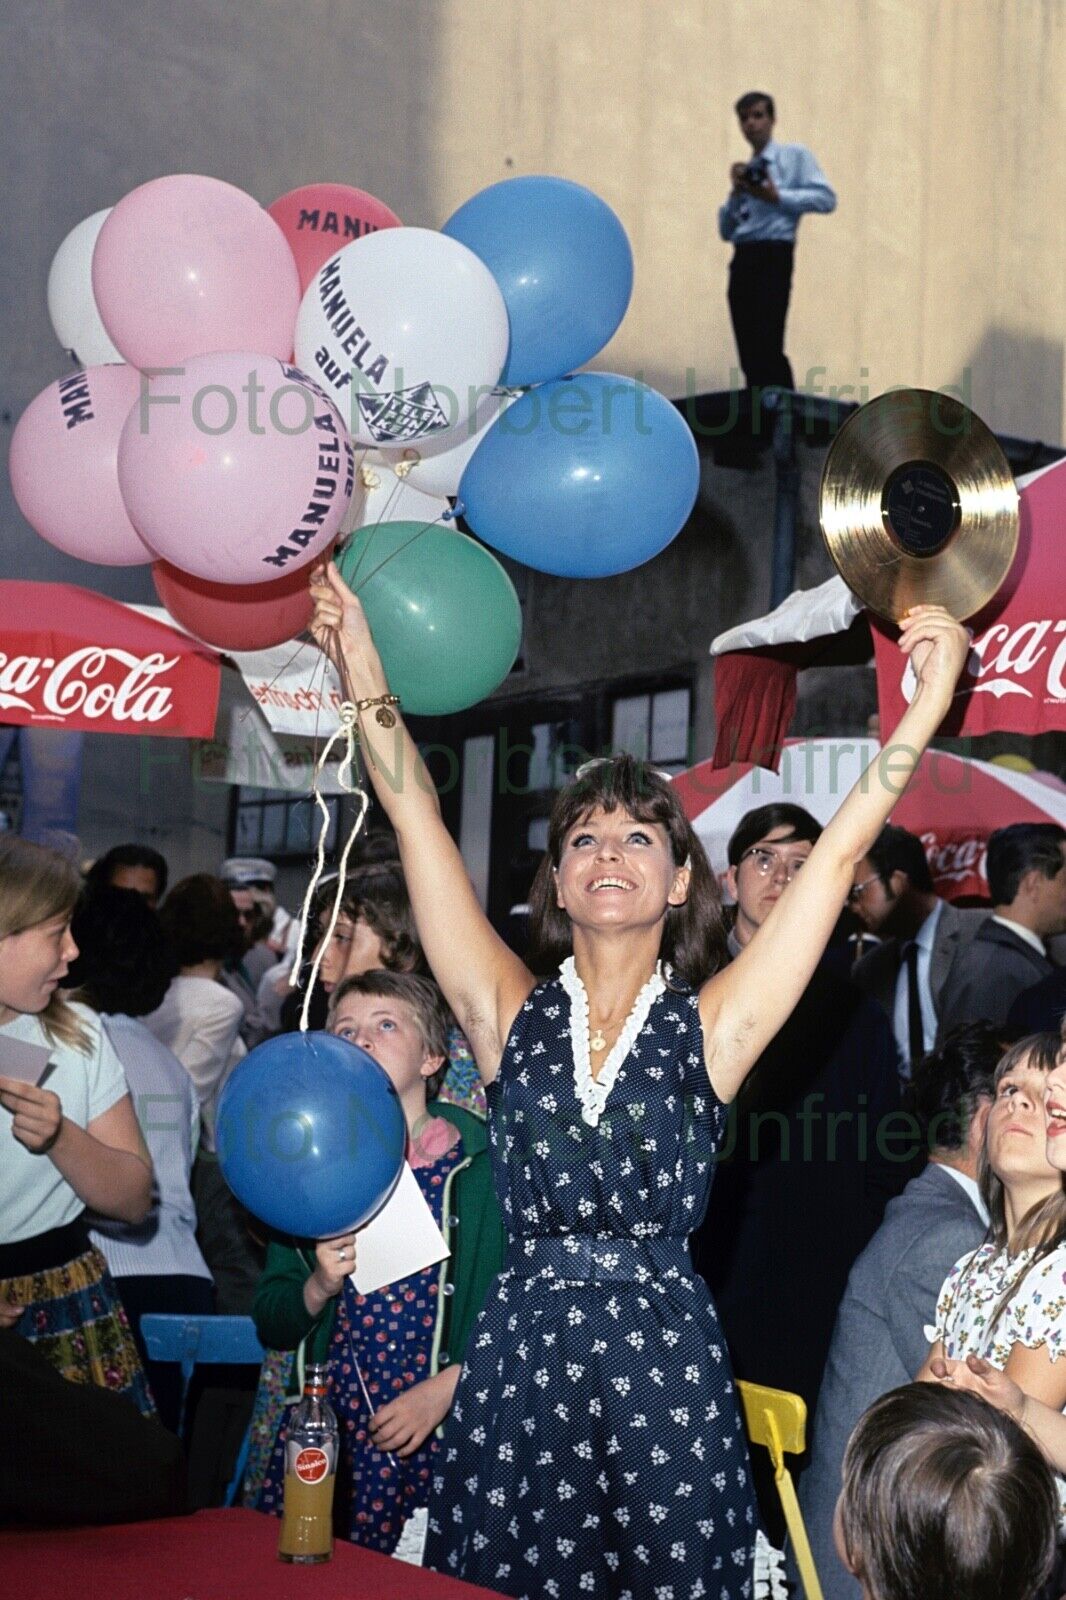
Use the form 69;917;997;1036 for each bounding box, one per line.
559;956;667;1128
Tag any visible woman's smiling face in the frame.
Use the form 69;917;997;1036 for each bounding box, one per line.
1044;1056;1066;1169
553;807;689;933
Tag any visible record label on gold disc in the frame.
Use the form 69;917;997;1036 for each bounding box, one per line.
819;389;1018;622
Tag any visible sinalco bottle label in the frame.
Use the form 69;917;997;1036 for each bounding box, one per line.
293;1447;330;1485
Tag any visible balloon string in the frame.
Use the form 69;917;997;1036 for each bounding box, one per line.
343;463;448;593
342;463;402;589
234;631;318;732
290;683;369;1027
350;517;449;593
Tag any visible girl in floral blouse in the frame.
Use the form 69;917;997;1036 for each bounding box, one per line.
919;1032;1066;1525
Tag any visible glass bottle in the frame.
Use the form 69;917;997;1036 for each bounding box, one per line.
277;1363;338;1563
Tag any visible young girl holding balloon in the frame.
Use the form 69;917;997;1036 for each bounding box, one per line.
310;559;969;1599
252;970;504;1554
242;860;486;1505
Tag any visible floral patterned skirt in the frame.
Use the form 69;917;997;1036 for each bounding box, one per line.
2;1242;156;1418
242;1347;293;1505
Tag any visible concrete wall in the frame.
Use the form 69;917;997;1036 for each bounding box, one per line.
428;0;1065;444
2;0;1062;874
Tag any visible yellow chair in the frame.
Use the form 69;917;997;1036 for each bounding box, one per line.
737;1379;825;1600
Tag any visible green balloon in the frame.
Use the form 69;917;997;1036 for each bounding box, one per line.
336;521;522;715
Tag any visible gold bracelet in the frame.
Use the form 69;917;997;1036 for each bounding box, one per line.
354;692;401;728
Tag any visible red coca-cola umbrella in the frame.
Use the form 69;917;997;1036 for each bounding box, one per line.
0;581;220;738
675;738;1066;902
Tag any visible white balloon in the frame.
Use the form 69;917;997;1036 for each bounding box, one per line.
381;387;523;499
47;209;124;366
294;228;509;449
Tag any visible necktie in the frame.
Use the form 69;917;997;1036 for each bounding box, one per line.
903;940;925;1065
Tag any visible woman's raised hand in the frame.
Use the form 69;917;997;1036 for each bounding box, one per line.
309;561;388;696
309;561;364;649
897;605;970;712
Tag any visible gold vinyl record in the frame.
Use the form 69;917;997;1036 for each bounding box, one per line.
818;389;1019;623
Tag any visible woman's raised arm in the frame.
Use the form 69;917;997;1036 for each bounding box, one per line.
700;606;970;1103
310;562;534;1079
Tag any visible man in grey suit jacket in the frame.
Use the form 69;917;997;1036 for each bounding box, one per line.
850;825;984;1069
937;823;1066;1036
797;1023;998;1600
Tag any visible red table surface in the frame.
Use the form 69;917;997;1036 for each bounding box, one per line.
0;1507;500;1600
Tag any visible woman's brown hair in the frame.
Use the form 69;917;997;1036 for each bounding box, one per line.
526;755;727;988
0;836;90;1053
839;1383;1056;1600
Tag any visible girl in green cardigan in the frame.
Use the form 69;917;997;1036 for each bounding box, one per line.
252;971;505;1555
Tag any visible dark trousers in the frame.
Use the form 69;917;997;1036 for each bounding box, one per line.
191;1153;265;1316
727;241;795;390
114;1273;215;1433
0;1328;187;1526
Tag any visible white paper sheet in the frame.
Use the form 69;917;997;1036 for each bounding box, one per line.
0;1036;53;1086
351;1163;449;1295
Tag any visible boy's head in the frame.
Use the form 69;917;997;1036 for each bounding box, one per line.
327;970;448;1100
837;1384;1057;1600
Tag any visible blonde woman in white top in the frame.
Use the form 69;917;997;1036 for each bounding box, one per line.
0;837;154;1413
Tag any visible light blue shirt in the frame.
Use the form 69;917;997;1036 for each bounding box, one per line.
892;898;944;1071
718;138;836;244
88;1014;212;1283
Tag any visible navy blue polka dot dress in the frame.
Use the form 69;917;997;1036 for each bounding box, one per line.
424;962;760;1600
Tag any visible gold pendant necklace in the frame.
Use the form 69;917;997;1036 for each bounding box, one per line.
589;1028;607;1053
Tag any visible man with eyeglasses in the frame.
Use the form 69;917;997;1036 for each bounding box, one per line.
220;858;280;1046
849;826;984;1072
691;804;902;1534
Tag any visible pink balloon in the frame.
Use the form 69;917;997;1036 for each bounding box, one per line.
9;364;152;565
268;183;402;295
117;352;355;585
92;175;301;369
153;560;314;651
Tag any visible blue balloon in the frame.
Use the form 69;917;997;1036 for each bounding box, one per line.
442;177;633;387
215;1032;406;1239
458;373;700;578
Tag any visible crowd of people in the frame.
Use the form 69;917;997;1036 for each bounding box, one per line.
3;577;1066;1599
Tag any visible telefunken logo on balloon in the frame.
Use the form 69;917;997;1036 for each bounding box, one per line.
357;383;451;444
0;647;178;724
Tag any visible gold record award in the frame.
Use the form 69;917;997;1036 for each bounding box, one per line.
818;389;1019;623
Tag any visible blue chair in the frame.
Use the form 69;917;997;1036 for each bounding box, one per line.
140;1314;266;1506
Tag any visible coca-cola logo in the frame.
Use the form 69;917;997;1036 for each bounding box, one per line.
921;830;988;887
901;619;1066;705
293;1447;329;1484
0;648;177;724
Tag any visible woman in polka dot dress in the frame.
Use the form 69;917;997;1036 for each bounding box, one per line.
310;564;969;1599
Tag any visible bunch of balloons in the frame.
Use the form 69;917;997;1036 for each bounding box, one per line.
10;169;699;712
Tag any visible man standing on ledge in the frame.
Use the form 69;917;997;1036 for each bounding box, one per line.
719;91;836;391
